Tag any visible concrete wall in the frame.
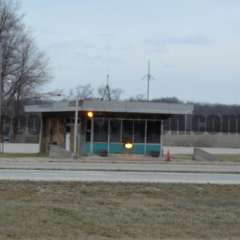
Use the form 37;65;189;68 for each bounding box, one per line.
164;132;240;148
1;144;39;154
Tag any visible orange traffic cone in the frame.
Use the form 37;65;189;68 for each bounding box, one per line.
165;149;171;162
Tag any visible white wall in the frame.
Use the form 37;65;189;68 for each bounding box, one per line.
164;146;240;155
2;144;39;154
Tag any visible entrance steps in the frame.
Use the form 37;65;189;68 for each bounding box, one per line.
193;148;219;161
49;145;72;159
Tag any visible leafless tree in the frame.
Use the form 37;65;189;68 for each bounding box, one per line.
67;84;94;100
0;0;50;140
129;94;145;101
76;84;94;99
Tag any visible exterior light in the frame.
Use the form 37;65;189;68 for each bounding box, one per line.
125;143;133;150
87;111;94;118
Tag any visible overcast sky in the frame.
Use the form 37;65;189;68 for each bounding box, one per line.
20;0;240;104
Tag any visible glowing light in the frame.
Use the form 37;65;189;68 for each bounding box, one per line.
87;112;94;118
125;143;133;150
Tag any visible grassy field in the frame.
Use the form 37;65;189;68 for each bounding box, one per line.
0;182;240;239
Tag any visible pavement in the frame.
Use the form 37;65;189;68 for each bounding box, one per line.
1;160;240;174
0;154;239;184
0;169;240;184
1;156;240;173
0;157;239;184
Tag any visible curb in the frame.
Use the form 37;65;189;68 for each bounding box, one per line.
0;167;239;175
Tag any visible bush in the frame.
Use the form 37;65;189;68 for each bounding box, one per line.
99;150;108;157
150;151;160;158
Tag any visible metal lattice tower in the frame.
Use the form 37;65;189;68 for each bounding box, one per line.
102;74;112;101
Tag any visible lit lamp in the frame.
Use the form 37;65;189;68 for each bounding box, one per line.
87;111;94;118
124;142;133;150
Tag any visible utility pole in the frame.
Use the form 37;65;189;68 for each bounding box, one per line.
73;94;79;158
147;61;151;101
143;60;154;101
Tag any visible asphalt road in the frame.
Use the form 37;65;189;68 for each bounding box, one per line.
1;169;240;184
1;161;240;174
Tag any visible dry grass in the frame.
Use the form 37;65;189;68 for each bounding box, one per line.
216;154;240;162
172;154;193;160
174;154;240;162
0;182;240;240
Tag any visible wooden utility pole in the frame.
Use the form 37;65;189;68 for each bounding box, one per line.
73;94;79;158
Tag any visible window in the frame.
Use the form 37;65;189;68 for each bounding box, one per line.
86;120;91;142
28;115;41;135
122;120;133;143
134;120;145;143
94;119;108;142
110;120;121;142
147;121;161;143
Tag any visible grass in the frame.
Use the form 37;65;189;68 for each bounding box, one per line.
216;154;240;162
173;154;240;162
172;154;193;160
0;182;240;239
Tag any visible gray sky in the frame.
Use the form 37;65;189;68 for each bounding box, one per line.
21;0;240;104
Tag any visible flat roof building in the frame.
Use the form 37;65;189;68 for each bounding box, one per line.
25;100;193;157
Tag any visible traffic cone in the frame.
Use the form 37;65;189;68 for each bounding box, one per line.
165;149;171;162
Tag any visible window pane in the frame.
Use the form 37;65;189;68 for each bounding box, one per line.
134;120;145;143
110;120;121;142
94;119;108;142
147;121;160;143
122;120;133;143
86;120;91;142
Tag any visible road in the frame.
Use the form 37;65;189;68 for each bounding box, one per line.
1;160;240;174
1;169;240;184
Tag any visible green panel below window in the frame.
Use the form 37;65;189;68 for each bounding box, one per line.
84;143;161;155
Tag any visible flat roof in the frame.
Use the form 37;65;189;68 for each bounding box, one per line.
25;99;194;115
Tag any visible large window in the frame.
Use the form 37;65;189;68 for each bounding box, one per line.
110;120;121;142
94;119;108;142
122;120;133;143
85;118;162;144
147;121;161;143
134;120;145;143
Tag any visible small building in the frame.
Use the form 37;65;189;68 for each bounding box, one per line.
25;100;193;157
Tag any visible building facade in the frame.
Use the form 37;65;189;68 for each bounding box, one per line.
25;100;193;157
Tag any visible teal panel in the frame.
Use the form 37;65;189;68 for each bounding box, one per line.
146;145;161;154
109;143;145;155
132;144;145;155
83;143;161;155
83;143;108;154
93;143;108;154
109;144;124;154
84;143;91;154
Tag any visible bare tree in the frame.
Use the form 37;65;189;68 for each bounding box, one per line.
129;94;145;101
68;84;94;100
0;0;50;141
77;84;94;99
0;1;49;102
